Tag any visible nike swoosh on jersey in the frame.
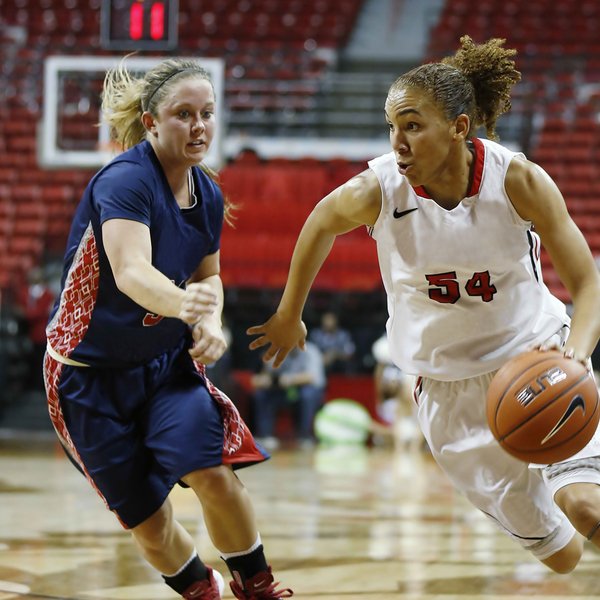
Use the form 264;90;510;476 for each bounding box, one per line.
541;394;586;445
393;207;419;219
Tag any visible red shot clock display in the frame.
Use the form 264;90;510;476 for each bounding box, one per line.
101;0;178;50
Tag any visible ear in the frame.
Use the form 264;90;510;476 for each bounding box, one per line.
141;111;158;136
452;114;470;140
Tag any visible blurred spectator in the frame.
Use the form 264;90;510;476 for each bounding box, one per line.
371;333;422;451
251;341;326;450
309;311;356;374
0;294;13;408
15;267;55;391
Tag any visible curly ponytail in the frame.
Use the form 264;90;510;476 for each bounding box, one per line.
443;36;521;139
389;35;521;139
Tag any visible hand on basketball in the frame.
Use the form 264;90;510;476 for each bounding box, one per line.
179;282;218;325
247;312;307;368
535;342;590;368
189;315;227;364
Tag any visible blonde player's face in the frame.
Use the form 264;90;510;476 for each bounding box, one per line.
384;88;456;188
152;77;216;167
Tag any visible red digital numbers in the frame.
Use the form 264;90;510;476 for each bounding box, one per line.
150;2;165;40
103;0;176;50
128;1;166;42
129;2;144;40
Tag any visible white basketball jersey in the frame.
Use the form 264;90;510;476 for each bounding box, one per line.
368;137;568;381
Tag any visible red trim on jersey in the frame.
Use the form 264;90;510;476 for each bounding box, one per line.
412;137;485;199
467;137;485;197
46;223;100;358
44;352;125;526
194;362;267;464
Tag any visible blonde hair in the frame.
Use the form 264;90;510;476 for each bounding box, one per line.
102;57;213;150
101;57;234;223
389;36;521;139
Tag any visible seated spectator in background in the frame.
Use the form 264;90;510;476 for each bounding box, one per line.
371;334;422;451
308;311;356;374
15;267;55;392
251;341;326;450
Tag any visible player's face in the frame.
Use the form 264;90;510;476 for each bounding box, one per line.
152;77;216;167
384;87;456;187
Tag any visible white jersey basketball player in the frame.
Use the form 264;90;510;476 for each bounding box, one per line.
368;137;567;380
249;37;600;575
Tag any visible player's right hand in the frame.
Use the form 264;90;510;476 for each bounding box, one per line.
179;282;218;325
247;312;307;368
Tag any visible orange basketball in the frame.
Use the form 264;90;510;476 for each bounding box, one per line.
486;350;600;464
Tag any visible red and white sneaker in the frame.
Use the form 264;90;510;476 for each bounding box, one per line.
229;566;293;599
182;568;224;599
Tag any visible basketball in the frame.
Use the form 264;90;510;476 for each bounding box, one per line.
486;350;600;464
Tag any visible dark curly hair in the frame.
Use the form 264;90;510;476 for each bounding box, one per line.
389;36;521;140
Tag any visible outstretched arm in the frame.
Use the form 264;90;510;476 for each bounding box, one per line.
506;157;600;363
102;218;218;324
248;168;382;367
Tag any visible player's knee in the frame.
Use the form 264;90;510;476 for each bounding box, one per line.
566;498;600;536
131;502;174;551
183;465;239;503
540;536;583;574
556;485;600;539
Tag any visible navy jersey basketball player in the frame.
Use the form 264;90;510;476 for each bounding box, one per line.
48;141;223;366
44;58;293;600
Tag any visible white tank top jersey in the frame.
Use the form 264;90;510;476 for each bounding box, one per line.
368;137;568;381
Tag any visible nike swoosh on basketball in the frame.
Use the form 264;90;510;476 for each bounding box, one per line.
541;395;586;445
393;207;419;219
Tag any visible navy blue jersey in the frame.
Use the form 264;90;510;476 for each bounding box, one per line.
47;141;224;367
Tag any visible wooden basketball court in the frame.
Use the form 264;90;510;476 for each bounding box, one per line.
0;435;599;600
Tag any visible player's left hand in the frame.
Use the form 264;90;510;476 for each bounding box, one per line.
536;342;590;368
179;282;218;325
561;346;591;369
189;316;227;364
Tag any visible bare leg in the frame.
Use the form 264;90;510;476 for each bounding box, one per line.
556;482;600;545
538;532;583;574
534;481;600;574
129;468;281;596
182;464;258;553
130;499;195;574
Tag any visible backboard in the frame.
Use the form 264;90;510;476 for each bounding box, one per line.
40;55;225;169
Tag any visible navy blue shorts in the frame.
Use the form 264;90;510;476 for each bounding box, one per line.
45;341;268;528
